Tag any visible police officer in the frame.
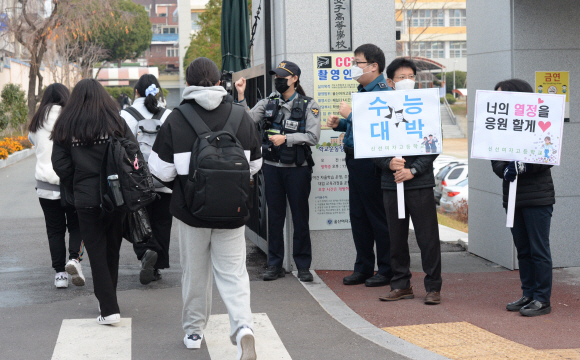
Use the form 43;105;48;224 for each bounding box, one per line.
235;61;321;282
326;44;393;287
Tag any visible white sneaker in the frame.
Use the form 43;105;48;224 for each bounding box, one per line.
236;326;256;360
65;259;85;286
97;313;120;325
54;272;68;288
183;333;203;349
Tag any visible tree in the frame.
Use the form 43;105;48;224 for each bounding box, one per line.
94;0;152;68
184;0;222;69
434;71;466;94
0;84;28;135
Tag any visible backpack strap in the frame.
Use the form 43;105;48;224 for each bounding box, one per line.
175;103;212;136
123;106;145;121
223;104;245;136
152;108;167;120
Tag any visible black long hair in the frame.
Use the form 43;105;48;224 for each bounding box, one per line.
494;79;533;93
294;78;306;96
29;83;70;133
186;57;221;87
134;74;163;114
51;79;125;145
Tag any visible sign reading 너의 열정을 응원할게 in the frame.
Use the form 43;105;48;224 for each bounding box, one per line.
471;90;565;227
351;88;443;219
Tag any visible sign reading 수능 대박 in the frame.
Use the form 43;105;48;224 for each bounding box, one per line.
471;90;566;165
351;88;442;159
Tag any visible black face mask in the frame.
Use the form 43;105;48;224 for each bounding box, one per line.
275;77;290;94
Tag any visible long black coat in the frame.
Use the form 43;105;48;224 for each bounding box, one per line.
491;161;555;208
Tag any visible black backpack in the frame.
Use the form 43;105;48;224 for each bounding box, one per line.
100;134;158;213
174;103;251;223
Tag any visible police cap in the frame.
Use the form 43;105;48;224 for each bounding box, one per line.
269;61;301;78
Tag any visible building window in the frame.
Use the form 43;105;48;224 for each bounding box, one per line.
143;5;151;17
152;25;159;34
449;9;466;26
163;28;169;34
449;41;467;58
410;41;445;58
191;12;202;31
169;27;176;34
167;48;178;57
406;9;444;27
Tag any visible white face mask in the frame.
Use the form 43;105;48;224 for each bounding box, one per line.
351;64;371;81
393;79;416;91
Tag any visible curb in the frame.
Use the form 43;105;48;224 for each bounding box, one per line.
0;148;35;169
294;271;451;360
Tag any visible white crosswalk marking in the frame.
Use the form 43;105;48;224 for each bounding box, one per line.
204;313;292;359
51;318;131;360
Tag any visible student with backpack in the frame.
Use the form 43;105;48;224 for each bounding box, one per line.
120;74;172;285
235;60;321;282
29;83;85;289
52;79;141;325
148;57;261;359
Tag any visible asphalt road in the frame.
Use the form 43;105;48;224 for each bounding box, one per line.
0;155;410;360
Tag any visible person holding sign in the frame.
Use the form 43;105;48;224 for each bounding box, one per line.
326;44;393;288
374;58;443;305
235;61;321;283
491;79;555;317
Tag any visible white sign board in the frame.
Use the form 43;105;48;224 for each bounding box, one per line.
351;88;442;159
471;90;565;165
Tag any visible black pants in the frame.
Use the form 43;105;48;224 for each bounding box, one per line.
77;207;124;317
263;164;312;270
346;156;391;276
38;198;83;273
510;205;553;303
133;192;173;269
383;188;442;292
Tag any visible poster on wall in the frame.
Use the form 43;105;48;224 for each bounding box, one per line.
471;90;565;165
535;71;569;120
313;53;358;130
351;88;442;159
308;130;351;230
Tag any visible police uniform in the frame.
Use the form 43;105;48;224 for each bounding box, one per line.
334;74;392;285
239;62;321;273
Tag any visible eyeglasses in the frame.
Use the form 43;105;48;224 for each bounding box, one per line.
394;75;416;80
352;61;370;67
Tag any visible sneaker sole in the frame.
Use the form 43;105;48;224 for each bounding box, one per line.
65;263;86;286
97;317;120;325
379;294;415;301
140;252;158;285
239;334;256;360
183;337;202;349
424;299;441;305
520;307;552;317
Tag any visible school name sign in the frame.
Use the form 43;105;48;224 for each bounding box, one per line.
471;90;565;165
351;88;442;159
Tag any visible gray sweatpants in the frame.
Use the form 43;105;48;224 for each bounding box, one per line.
177;219;254;343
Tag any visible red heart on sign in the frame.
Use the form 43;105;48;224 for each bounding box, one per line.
538;98;544;104
538;121;551;132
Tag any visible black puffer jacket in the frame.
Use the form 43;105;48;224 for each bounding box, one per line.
491;161;555;208
374;154;438;190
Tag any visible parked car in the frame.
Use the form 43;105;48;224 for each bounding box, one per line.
432;155;458;176
439;178;469;213
434;161;468;204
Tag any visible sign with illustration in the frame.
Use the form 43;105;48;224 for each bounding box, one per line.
350;88;442;159
308;130;351;230
535;71;569;119
471;90;566;165
313;53;359;129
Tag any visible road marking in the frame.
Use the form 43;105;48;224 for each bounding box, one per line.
51;318;131;360
204;313;292;359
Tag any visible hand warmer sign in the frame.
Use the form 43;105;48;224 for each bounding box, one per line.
471;90;565;165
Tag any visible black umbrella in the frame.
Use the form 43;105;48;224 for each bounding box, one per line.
221;0;251;72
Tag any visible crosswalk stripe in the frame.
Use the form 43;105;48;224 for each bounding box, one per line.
205;313;292;359
51;318;131;360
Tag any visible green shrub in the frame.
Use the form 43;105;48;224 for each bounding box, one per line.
446;93;456;105
0;84;28;134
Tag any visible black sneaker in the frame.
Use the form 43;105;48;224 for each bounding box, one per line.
152;269;162;281
263;266;285;281
520;300;551;317
506;296;532;312
298;269;313;282
140;250;158;285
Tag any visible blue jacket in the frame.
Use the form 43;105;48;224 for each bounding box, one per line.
334;74;392;149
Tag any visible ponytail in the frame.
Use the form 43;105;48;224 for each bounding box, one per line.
295;79;306;96
134;74;163;115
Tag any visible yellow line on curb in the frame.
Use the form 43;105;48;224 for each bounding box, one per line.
382;322;580;360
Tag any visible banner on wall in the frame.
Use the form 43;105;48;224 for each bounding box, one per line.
535;71;569;120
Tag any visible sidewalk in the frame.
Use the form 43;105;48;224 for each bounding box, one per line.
308;231;580;360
